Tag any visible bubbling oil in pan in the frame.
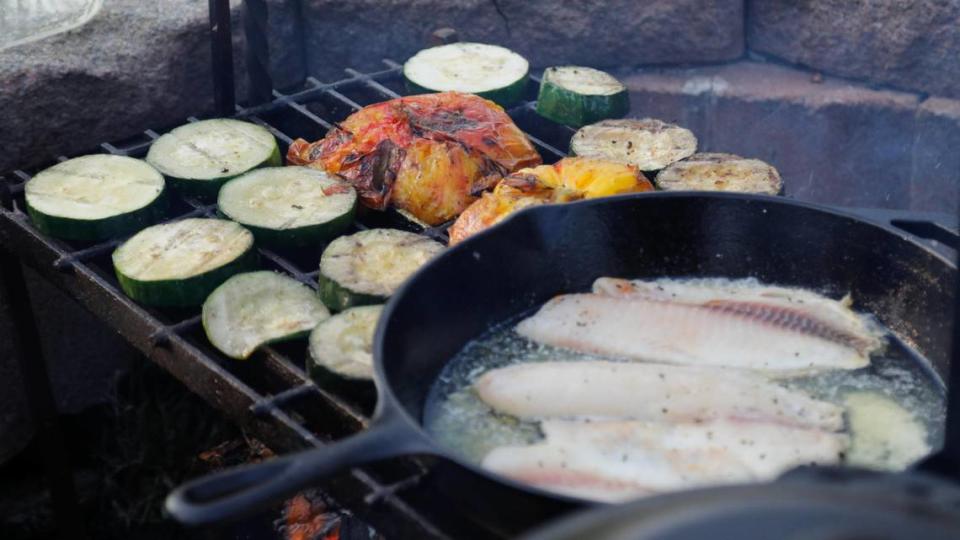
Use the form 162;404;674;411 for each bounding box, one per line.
423;278;947;498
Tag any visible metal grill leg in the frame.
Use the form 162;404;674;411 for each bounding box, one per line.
0;250;87;540
208;0;236;116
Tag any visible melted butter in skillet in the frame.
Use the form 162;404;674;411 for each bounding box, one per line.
423;277;946;491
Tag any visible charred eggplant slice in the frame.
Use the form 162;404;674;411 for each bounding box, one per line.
570;118;697;172
655;153;783;195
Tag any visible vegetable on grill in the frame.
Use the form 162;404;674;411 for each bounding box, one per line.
112;218;256;307
146;119;281;199
286;92;541;226
535;66;629;127
449;156;654;244
217;166;357;248
404;42;529;107
570;118;697;171
655;153;783;195
309;304;384;381
202;271;330;360
318;228;445;311
25;154;166;241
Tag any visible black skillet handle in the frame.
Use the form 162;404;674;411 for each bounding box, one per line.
842;207;959;256
165;414;430;526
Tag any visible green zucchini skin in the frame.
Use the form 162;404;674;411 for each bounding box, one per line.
221;208;355;250
26;187;168;242
404;77;528;108
164;145;283;200
113;247;258;307
536;78;629;128
317;272;386;312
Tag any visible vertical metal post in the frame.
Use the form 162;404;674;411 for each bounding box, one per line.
0;252;86;540
209;0;236;116
243;0;274;104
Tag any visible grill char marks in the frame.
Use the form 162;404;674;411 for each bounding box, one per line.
702;299;876;355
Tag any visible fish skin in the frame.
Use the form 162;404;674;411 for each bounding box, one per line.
474;360;844;431
483;419;849;502
516;280;883;375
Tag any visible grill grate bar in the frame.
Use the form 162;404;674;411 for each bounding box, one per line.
259;247;317;290
250;382;317;416
53;240;122;270
345;67;402;100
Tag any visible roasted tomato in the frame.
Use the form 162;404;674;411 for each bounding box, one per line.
448;157;654;244
288;92;541;226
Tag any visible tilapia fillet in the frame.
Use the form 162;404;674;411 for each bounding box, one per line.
516;278;884;375
474;361;844;431
483;419;849;502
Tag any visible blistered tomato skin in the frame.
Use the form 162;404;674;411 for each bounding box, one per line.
287;92;541;226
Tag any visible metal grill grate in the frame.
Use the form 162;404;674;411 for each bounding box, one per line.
0;60;576;538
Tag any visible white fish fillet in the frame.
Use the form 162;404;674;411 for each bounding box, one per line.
474;361;844;431
483;419;849;502
516;278;884;375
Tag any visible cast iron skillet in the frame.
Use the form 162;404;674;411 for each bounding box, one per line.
166;192;957;535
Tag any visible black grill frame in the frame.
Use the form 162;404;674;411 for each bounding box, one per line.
0;58;577;539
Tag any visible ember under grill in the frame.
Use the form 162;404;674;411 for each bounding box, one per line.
3;1;960;539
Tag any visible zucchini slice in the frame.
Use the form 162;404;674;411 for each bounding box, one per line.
570;118;697;171
202;271;330;359
25;154;165;241
403;42;529;107
218;166;357;248
308;305;383;381
146;119;281;198
655;153;783;195
536;66;629;127
112;218;256;307
318;229;444;311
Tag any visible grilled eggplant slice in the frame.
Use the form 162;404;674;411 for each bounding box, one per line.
318;229;444;311
570;118;697;171
309;304;383;381
147;119;281;198
655;153;783;195
287;92;541;226
449;157;654;244
112;218;256;306
217;166;357;248
25;154;165;241
536;66;629;127
404;42;529;107
202;271;329;360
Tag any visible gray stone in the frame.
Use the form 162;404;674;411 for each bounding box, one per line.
301;0;744;82
748;0;960;99
911;98;960;214
0;0;304;174
619;61;927;209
